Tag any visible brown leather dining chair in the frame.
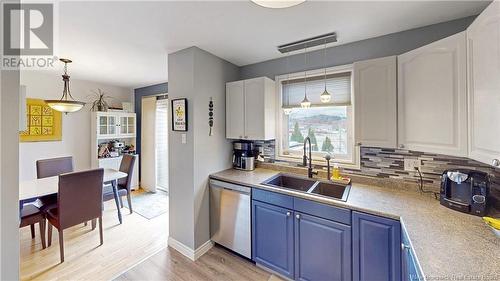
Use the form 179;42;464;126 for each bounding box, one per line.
36;156;74;210
19;157;75;243
103;154;136;215
19;204;46;249
37;156;74;179
47;168;104;263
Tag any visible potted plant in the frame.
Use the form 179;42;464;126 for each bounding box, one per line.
88;89;114;112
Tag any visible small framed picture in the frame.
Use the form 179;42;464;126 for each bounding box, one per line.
171;98;188;131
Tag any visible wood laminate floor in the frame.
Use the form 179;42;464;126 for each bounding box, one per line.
20;196;169;281
116;245;282;281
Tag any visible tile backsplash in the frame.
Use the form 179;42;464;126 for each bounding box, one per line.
254;140;500;191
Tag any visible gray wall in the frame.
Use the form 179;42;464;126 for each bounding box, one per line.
168;47;239;250
1;71;20;281
0;0;20;277
239;16;475;80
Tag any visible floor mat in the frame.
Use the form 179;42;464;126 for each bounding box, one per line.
124;189;169;219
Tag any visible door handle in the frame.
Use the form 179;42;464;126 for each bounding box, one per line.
295;214;300;220
286;211;291;217
492;159;500;167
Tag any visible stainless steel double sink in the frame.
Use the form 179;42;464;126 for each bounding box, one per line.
261;173;351;201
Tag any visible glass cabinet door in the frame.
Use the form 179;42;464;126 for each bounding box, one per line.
97;114;117;137
108;116;116;135
99;116;108;135
127;117;135;134
120;116;128;134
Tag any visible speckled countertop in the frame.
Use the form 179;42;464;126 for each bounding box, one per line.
210;168;500;281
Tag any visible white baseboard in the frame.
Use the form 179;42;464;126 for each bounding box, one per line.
194;239;214;260
168;237;214;261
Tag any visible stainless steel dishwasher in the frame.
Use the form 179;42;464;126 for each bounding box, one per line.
210;179;251;259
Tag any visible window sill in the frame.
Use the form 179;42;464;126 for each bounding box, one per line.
275;154;360;170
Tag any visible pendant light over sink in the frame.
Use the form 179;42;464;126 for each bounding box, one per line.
278;32;337;110
45;58;85;114
320;40;332;103
283;50;292;115
300;47;311;108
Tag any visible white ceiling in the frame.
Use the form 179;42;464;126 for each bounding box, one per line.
48;0;489;88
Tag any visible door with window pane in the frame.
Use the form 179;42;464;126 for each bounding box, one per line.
156;98;169;192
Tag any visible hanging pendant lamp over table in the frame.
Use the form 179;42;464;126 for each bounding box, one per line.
45;58;86;114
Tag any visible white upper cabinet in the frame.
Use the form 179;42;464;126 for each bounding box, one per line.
226;77;275;140
226;81;245;139
467;1;500;167
398;32;467;157
354;56;397;148
94;111;136;139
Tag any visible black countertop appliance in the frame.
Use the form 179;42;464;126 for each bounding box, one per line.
232;141;255;171
440;169;490;216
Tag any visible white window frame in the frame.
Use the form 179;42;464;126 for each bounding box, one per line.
275;64;360;169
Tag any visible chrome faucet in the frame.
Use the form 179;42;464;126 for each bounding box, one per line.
303;137;318;178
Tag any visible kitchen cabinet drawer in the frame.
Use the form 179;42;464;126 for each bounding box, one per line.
293;197;351;225
252;188;294;209
352;211;401;281
252;200;294;279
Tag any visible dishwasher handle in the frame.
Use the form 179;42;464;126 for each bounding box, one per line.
209;179;251;195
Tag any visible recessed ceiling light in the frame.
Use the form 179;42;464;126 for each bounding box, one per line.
251;0;305;9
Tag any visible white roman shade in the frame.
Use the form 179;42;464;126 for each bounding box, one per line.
282;72;352;107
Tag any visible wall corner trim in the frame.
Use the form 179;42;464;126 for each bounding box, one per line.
167;237;214;261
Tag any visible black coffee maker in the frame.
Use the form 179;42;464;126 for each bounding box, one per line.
440;169;490;216
232;141;255;171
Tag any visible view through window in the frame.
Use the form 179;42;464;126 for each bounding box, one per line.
286;106;348;155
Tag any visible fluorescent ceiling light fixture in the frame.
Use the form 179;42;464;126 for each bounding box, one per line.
252;0;305;9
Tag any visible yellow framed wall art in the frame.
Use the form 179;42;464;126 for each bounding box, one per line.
20;98;62;142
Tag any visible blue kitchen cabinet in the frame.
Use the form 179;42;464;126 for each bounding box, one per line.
352;211;402;281
252;200;295;279
402;227;424;281
294;212;351;281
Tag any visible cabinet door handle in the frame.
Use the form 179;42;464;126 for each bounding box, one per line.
295;214;301;220
286;211;291;217
401;243;410;251
356;142;362;146
492;159;500;167
399;144;405;149
244;136;248;139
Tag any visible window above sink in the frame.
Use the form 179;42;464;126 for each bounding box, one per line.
275;65;360;169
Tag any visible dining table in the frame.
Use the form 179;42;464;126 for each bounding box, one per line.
19;168;128;224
